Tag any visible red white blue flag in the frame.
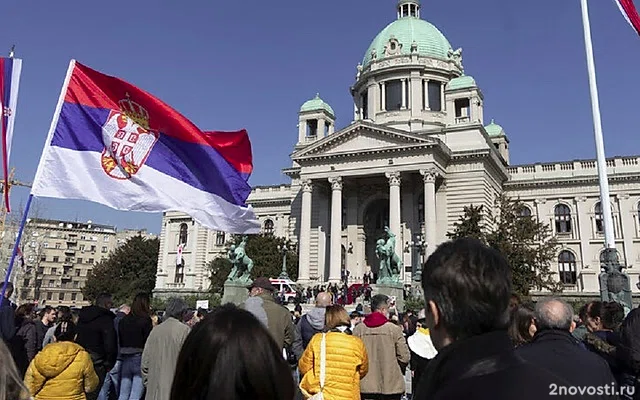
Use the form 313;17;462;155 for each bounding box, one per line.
31;60;260;233
0;56;22;213
615;0;640;36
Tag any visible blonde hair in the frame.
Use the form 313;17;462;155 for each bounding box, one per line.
325;305;351;330
0;340;30;400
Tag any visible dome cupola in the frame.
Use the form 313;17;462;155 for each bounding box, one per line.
297;94;336;147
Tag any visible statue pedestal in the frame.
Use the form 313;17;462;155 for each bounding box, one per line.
372;282;404;313
222;281;249;305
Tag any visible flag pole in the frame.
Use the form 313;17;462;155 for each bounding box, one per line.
0;194;33;300
580;0;616;250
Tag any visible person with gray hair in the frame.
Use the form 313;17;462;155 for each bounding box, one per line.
141;298;190;400
516;297;616;396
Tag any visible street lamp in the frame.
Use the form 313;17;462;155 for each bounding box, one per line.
277;244;289;280
405;235;426;283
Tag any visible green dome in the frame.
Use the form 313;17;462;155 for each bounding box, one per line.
485;119;505;137
363;17;452;66
300;94;335;117
446;75;476;90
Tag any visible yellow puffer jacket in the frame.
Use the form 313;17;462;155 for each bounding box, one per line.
299;330;368;400
24;341;99;400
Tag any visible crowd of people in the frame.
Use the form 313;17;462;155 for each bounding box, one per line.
0;237;639;399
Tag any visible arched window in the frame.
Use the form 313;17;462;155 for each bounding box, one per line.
263;219;274;236
558;251;577;285
517;205;532;218
179;223;188;245
554;204;572;234
594;202;604;234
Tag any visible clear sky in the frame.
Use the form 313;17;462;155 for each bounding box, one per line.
1;0;639;234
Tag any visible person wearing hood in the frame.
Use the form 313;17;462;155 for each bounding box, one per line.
353;294;410;400
24;320;99;400
297;292;332;349
75;294;117;400
407;309;437;395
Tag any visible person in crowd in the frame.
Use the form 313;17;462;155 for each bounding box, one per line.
618;306;640;399
299;304;368;400
243;277;295;351
43;306;73;348
0;337;31;400
572;303;590;341
349;311;363;330
10;303;38;376
516;297;616;395
141;298;190;400
583;301;627;385
508;303;536;347
24;321;99;399
35;306;56;352
170;304;295;400
98;303;130;400
407;309;437;395
353;294;409;400
117;293;153;400
0;282;16;346
297;292;332;349
76;293;117;400
415;238;574;399
509;293;520;312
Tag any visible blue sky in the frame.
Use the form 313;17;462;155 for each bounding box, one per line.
1;0;639;234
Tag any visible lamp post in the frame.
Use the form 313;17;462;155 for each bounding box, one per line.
405;235;426;283
277;244;289;280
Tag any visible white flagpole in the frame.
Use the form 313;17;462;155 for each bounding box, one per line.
580;0;616;250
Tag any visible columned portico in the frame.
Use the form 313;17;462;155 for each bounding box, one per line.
386;171;402;256
298;179;313;282
328;176;343;282
420;169;437;256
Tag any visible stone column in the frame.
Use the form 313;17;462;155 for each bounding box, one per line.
423;79;429;110
328;176;343;282
420;169;437;256
386;171;402;256
401;79;407;109
440;82;445;111
380;82;386;112
318;119;326;138
298;180;313;282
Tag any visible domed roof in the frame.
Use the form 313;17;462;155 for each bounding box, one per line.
485;119;505;137
300;94;335;117
363;17;452;66
446;75;476;90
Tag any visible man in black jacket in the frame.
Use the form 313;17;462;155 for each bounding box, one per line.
517;298;619;399
0;282;15;345
76;293;117;400
415;238;577;400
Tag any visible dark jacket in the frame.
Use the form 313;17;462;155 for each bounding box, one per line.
0;297;15;344
517;329;617;399
35;320;49;351
584;330;633;389
118;314;152;355
10;319;37;376
297;307;325;349
75;305;117;370
415;330;575;400
619;309;640;399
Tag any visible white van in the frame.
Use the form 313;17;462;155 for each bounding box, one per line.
269;278;300;303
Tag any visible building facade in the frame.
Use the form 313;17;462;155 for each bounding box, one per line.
154;0;640;297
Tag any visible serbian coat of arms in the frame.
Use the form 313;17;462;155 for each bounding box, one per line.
101;94;159;180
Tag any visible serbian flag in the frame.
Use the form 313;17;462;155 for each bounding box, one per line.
31;60;260;233
615;0;640;36
0;56;22;213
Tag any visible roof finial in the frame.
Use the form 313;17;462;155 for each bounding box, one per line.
490;118;495;124
8;45;15;59
315;93;320;99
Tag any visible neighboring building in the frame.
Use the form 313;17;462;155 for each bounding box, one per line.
116;228;158;247
13;219;117;307
154;0;640;298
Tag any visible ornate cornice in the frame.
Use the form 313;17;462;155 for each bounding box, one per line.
504;174;640;189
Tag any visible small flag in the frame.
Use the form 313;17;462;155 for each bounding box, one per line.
614;0;640;36
0;56;23;213
176;243;184;266
31;60;260;234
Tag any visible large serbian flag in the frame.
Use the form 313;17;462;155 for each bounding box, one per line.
0;56;23;213
615;0;640;36
31;60;260;234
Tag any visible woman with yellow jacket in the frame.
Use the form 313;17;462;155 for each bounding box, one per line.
299;305;369;400
24;321;99;400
